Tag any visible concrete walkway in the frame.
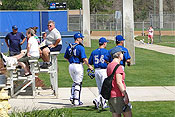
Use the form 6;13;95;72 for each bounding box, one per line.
135;40;175;55
9;86;175;112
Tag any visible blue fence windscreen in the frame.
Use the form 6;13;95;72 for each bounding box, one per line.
0;10;68;53
0;11;40;34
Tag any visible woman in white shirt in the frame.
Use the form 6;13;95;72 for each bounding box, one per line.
147;26;154;44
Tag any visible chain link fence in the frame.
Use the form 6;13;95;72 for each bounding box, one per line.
68;13;175;44
68;14;122;32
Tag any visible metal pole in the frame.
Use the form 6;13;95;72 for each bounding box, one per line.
103;14;104;30
159;14;161;43
96;13;97;30
116;17;118;36
67;8;69;31
0;39;1;52
40;11;42;42
79;8;82;33
154;0;156;28
110;22;112;37
172;22;174;35
142;21;144;36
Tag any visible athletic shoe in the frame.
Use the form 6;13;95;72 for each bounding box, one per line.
100;97;103;110
70;97;74;105
47;62;52;67
0;52;7;66
74;101;83;106
102;103;109;109
100;97;109;110
93;99;99;109
40;62;52;69
24;72;32;77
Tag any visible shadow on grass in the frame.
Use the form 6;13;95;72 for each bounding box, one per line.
58;59;67;62
38;102;71;106
75;106;108;113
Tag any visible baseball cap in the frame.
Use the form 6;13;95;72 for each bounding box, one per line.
115;35;125;41
12;25;18;30
110;47;125;56
99;37;109;44
74;33;84;39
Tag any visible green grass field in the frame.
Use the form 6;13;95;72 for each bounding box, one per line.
10;101;175;117
135;35;175;47
39;39;175;87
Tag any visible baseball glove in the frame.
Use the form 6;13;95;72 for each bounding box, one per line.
87;68;95;79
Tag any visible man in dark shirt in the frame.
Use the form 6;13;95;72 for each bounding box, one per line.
5;25;26;56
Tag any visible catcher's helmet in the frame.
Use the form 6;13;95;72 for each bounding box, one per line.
87;68;95;79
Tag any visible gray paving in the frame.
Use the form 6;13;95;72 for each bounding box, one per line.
135;40;175;55
9;86;175;112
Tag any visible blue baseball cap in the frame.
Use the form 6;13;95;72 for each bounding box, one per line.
74;33;84;39
110;47;125;56
99;37;109;44
115;35;125;41
12;25;18;30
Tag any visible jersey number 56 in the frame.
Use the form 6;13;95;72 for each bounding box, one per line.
94;55;104;64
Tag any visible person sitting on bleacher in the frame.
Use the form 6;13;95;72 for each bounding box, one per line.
40;20;62;69
0;28;40;76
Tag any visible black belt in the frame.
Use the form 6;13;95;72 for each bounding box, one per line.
95;68;106;69
71;63;80;64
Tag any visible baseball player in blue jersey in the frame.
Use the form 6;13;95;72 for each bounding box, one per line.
89;37;110;109
109;35;131;70
64;33;93;106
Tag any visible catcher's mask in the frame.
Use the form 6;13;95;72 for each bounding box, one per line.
87;68;95;79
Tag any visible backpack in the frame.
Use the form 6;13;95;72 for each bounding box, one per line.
100;64;120;100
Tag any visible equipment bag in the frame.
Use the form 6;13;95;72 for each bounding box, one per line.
100;64;120;100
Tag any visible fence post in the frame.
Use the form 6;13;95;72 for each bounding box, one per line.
159;14;161;43
110;22;112;37
79;8;82;33
96;13;97;30
142;21;145;36
172;22;174;35
67;8;69;31
40;11;42;41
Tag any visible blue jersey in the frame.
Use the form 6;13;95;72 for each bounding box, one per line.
64;43;87;64
109;45;131;66
89;48;110;69
5;32;25;52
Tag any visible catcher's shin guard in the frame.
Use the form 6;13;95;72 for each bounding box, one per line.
70;83;76;104
74;82;82;105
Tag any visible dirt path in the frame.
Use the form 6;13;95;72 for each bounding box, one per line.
91;31;175;36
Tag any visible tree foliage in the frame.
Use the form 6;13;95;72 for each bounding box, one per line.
0;0;174;21
0;0;41;10
90;0;113;13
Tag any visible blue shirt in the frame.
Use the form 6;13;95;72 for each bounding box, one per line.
5;32;25;52
109;45;131;67
64;43;87;64
89;48;110;69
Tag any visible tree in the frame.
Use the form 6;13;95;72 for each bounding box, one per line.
0;0;41;10
90;0;113;13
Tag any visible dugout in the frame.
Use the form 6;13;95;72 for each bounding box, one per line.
0;10;76;53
